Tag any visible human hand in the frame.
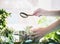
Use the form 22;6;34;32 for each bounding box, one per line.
30;19;60;39
33;8;60;16
33;8;46;16
30;27;47;39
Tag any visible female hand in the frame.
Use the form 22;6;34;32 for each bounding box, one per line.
30;27;47;39
30;19;60;39
33;8;60;16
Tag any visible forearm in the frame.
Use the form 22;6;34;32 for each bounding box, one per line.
43;11;60;16
31;19;60;39
46;19;60;33
33;8;60;16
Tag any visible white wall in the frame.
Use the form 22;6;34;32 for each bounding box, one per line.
37;0;52;10
27;0;52;10
52;0;60;10
0;0;59;31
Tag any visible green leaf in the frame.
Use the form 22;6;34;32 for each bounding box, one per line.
38;16;46;24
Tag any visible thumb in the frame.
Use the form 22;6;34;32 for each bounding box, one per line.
33;8;46;16
30;27;40;32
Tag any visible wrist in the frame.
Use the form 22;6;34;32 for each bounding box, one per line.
58;19;60;25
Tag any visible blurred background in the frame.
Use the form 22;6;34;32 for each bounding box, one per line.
0;0;60;44
0;0;60;31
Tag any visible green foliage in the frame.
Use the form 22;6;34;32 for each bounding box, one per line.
38;16;60;44
38;16;46;24
0;9;13;43
39;30;60;44
0;9;11;30
1;27;13;37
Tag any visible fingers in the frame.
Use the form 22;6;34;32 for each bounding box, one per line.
30;27;39;32
31;32;40;36
31;32;44;40
33;8;47;16
31;31;43;38
30;27;46;39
